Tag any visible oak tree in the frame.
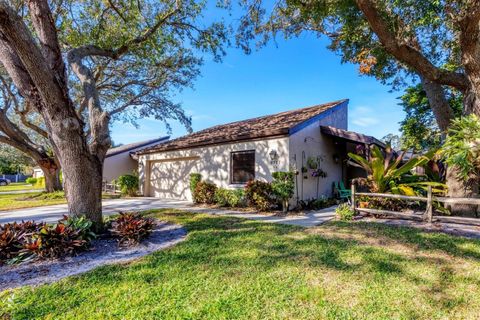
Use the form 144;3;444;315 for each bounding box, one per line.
0;0;226;229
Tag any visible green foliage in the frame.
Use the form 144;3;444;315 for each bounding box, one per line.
335;203;355;221
271;172;295;210
442;115;480;180
108;212;154;247
35;177;45;188
1;216;95;264
117;174;139;196
399;84;463;152
348;144;441;195
189;173;202;203
214;188;245;207
0;144;34;174
5;211;480;318
25;177;37;185
52;0;228;130
194;181;217;204
297;197;336;211
244;180;275;211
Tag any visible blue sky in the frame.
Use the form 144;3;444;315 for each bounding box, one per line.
110;33;405;145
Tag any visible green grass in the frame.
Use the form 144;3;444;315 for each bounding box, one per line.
0;182;43;192
0;192;121;211
3;209;480;319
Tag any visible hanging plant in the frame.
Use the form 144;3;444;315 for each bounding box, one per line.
307;156;318;169
312;168;327;178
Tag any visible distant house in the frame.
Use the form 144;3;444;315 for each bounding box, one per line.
135;99;383;203
32;136;169;182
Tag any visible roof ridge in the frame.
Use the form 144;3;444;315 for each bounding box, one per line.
137;99;348;155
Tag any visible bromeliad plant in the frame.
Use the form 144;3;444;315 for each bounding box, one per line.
348;144;445;196
109;212;154;247
0;216;96;264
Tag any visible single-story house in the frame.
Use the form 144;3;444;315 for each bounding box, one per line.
103;136;169;182
32;136;169;182
136;99;383;203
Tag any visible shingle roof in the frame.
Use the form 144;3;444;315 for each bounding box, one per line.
137;99;348;155
106;136;169;158
320;126;385;148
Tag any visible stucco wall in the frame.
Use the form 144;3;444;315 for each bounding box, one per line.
103;153;138;182
138;136;290;201
103;141;165;182
288;103;348;201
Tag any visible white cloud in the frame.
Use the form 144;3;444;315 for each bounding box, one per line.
352;117;380;127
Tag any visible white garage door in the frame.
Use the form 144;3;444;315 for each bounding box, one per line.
148;158;198;200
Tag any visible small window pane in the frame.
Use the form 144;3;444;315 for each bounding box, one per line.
231;151;255;184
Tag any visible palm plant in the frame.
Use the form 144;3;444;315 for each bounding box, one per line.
348;145;444;195
442;115;480;180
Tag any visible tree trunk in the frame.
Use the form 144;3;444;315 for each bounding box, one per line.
62;153;104;231
41;166;62;192
446;166;480;217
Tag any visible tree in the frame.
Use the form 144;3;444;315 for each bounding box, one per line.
0;0;226;230
399;84;462;152
0;72;62;191
237;0;480;202
381;134;401;151
0;144;34;174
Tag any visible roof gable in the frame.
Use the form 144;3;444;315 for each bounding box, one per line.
138;99;348;155
106;136;169;158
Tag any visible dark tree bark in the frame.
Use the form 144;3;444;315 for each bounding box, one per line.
0;0;182;230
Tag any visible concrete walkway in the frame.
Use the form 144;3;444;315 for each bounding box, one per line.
0;197;336;227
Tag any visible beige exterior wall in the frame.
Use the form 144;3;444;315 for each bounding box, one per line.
139;103;348;203
138;136;290;201
103;153;138;182
288;104;348;201
103;140;165;182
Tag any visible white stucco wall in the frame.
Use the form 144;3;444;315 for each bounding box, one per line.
103;140;166;182
288;103;348;201
138;136;290;201
103;153;138;182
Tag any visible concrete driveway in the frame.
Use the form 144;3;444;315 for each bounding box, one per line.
0;198;191;225
0;197;336;227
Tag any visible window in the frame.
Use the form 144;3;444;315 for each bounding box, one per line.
230;150;255;184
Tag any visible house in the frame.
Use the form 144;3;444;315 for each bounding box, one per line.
103;137;169;182
136;99;383;203
32;136;169;182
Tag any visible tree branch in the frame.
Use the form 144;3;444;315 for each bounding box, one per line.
355;0;468;91
27;0;67;86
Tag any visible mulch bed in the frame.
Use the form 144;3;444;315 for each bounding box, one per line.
0;221;186;291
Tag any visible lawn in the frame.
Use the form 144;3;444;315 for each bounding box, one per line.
2;210;480;319
0;192;121;211
0;182;43;192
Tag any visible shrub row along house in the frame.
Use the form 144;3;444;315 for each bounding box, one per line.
135;99;384;204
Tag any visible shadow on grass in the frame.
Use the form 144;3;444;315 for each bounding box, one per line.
5;209;480;319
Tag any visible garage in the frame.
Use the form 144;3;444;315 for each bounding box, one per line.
148;157;199;200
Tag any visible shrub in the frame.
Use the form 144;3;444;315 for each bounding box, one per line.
195;181;217;204
117;174;139;196
271;171;295;212
189;173;202;203
35;177;45;188
109;212;154;247
336;203;355;221
25;177;37;185
244;180;275;211
0;221;39;263
214;188;245;207
22;216;95;260
0;216;95;264
297;197;336;211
